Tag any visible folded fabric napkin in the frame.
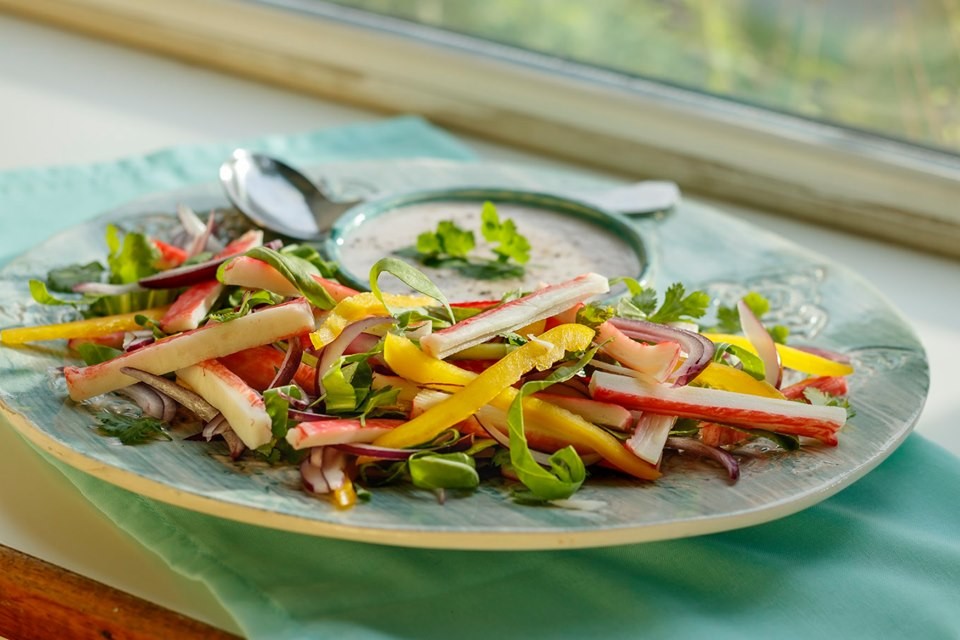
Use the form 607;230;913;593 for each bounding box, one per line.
1;116;958;639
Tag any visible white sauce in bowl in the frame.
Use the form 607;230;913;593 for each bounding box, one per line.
336;200;643;300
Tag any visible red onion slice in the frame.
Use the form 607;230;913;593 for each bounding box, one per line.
268;338;304;389
120;366;219;421
315;316;394;394
608;317;715;387
116;383;167;420
737;299;782;388
202;414;228;440
665;436;740;481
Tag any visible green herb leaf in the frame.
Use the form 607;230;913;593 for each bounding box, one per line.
29;279;85;309
46;261;105;292
279;244;339;277
231;247;337;310
712;342;767;381
96;412;171;445
648;283;710;324
505;347;599;501
369;257;454;325
75;342;123;365
106;224;161;285
408;451;479;491
803;387;856;419
481;202;530;264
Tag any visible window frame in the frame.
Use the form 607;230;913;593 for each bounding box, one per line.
4;0;960;258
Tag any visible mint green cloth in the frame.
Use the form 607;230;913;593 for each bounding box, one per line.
2;117;958;639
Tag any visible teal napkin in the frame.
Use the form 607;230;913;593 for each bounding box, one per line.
2;116;959;639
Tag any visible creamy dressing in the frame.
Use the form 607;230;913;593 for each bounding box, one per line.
337;201;643;300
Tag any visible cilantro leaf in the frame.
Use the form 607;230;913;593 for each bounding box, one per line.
481;202;530;264
96;412;171;445
803;387;856;419
418;220;475;258
648;283;710;324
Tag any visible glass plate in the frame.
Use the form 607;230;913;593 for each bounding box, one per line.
0;160;928;549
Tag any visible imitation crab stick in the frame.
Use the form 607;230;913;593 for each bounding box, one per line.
376;331;661;480
64;298;316;401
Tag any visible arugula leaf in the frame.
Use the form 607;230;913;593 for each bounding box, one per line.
75;342;123;365
712;342;766;381
279;244;339;277
46;261;105;292
207;289;281;323
408;451;479;491
96;412;171;445
369;257;454;325
234;246;336;310
29;279;86;309
505;347;599;501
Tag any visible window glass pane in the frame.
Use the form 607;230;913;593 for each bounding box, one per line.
323;0;960;154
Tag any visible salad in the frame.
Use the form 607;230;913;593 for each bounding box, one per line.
0;204;855;509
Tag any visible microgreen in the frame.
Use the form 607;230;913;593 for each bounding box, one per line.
95;411;171;445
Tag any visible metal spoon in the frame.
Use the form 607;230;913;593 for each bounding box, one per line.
219;149;679;241
219;149;362;241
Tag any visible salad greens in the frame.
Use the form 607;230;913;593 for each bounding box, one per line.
1;203;857;511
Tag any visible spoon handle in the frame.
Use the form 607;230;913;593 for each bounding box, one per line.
574;181;680;216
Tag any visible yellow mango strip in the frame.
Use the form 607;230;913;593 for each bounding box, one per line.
703;333;855;377
692;362;786;399
0;307;169;346
374;324;592;449
309;292;432;349
378;331;660;480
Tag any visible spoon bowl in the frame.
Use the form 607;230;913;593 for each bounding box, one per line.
219;149;360;241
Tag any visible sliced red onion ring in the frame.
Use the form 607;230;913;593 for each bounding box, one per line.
268;338;304;389
315;316;394;394
116;383;167;420
202;414;228;440
609;317;715;387
187;209;217;258
737;299;782;388
665;436;740;481
120;367;220;421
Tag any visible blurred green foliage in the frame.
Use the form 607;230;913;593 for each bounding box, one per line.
327;0;960;152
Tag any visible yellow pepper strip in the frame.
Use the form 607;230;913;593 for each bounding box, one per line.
309;292;433;349
375;324;592;448
692;362;786;399
703;333;855;377
377;330;660;481
0;307;169;346
332;476;358;509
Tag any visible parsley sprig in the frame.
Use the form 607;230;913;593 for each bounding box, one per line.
396;202;531;280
